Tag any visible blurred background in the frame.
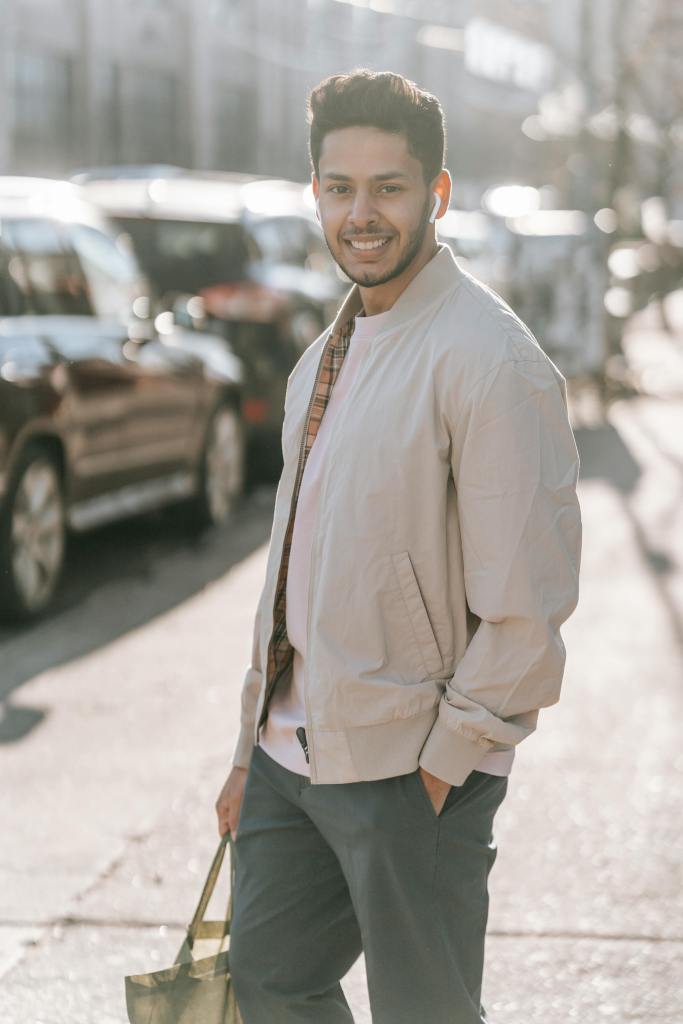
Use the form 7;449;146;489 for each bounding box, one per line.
3;0;683;204
1;3;682;1023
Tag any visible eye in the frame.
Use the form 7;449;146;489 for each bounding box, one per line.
379;185;402;193
329;185;350;194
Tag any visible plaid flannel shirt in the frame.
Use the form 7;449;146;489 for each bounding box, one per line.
258;296;362;730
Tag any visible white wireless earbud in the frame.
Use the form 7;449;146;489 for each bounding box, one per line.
429;192;441;224
315;197;321;222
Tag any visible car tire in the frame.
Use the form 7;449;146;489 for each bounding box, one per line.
0;446;66;620
185;404;245;530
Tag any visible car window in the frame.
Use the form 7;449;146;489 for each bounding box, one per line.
248;218;288;263
68;222;145;320
300;221;334;271
0;237;28;316
2;217;92;316
249;216;310;267
112;217;251;298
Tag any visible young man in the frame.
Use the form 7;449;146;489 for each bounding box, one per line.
216;70;582;1023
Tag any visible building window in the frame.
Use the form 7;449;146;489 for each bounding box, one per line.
96;64;123;166
13;51;77;175
214;84;257;172
125;68;186;165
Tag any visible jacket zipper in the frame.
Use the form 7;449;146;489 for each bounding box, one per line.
260;321;374;770
301;329;375;781
300;345;342;779
301;496;320;776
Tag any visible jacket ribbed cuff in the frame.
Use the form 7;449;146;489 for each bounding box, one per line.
418;717;493;787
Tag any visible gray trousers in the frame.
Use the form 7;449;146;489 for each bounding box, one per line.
230;743;508;1023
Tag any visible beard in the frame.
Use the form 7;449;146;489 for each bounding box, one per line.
325;193;432;288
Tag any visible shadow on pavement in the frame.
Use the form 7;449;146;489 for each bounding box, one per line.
0;486;276;738
573;422;641;495
575;412;683;655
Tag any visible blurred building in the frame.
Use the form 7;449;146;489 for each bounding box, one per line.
0;0;565;182
0;0;680;214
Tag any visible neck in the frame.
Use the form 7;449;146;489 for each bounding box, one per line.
358;236;439;316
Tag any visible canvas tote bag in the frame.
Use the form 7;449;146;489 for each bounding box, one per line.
125;832;242;1023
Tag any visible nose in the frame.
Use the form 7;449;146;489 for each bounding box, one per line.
348;191;378;230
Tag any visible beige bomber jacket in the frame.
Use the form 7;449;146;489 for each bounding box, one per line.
232;245;582;786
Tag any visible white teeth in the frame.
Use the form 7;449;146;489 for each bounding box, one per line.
349;238;390;250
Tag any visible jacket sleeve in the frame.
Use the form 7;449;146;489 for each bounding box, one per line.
419;355;582;786
231;584;266;769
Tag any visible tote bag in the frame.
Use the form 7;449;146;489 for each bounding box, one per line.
125;832;242;1024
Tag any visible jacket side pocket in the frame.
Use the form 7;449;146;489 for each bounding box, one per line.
391;551;444;676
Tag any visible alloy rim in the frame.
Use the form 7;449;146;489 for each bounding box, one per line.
205;409;243;525
11;460;65;610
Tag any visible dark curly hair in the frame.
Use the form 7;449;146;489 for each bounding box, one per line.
307;69;446;185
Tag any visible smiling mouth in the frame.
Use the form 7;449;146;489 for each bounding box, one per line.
345;237;393;253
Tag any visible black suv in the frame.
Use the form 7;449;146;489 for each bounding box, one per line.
78;171;346;481
0;177;246;619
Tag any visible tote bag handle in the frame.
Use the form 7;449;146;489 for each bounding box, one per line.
187;832;236;947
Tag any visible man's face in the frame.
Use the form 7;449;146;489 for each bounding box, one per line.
313;126;434;289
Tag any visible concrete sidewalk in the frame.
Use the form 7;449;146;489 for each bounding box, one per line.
2;305;682;1023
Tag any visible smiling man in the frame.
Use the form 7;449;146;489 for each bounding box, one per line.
216;70;582;1023
314;126;450;305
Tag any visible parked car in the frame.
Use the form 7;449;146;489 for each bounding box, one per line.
436;208;510;297
77;170;346;482
503;210;607;379
70;164;190;183
239;176;348;344
0;177;246;620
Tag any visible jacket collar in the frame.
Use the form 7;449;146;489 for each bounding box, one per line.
330;243;463;338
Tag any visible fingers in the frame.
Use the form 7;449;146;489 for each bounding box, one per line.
215;793;230;837
215;766;247;837
217;808;230;837
228;795;243;838
215;795;241;838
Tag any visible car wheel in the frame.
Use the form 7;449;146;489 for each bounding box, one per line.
0;447;66;619
188;405;245;529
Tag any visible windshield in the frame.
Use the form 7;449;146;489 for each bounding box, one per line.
113;217;252;296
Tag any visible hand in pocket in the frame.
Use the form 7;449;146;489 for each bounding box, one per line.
418;766;452;816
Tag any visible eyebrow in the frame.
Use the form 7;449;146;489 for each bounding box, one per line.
321;171;411;182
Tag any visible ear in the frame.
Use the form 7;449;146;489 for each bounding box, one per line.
430;169;452;222
311;174;320;203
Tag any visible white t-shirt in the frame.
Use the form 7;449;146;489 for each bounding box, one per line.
258;308;515;780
